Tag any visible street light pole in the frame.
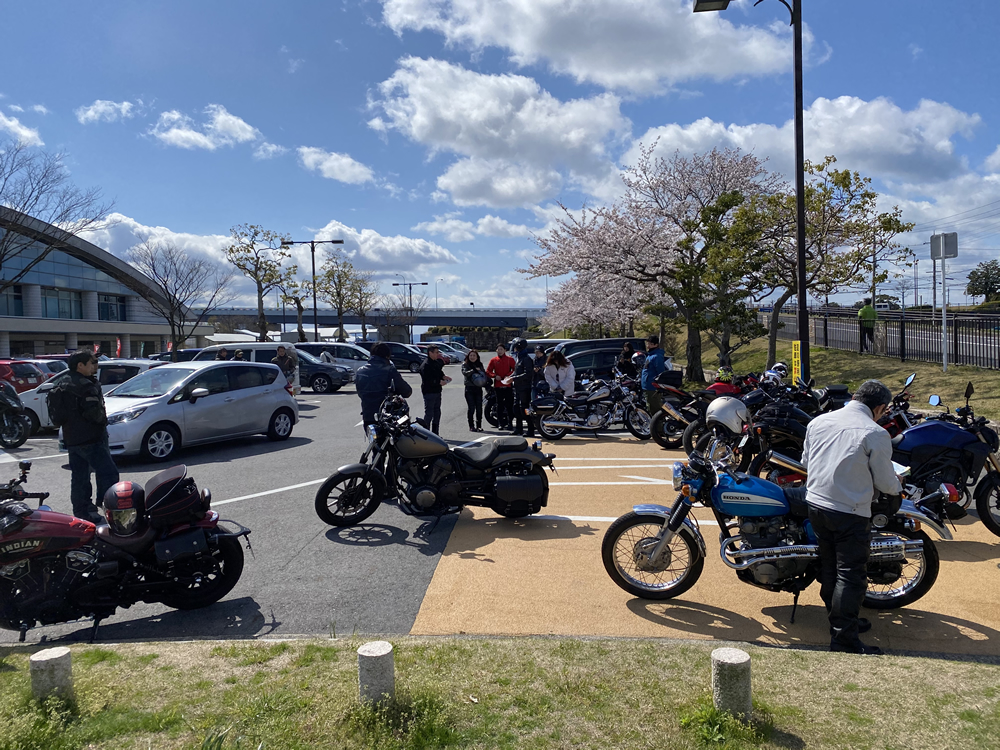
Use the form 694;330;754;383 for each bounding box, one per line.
435;278;445;310
392;278;429;343
693;0;810;381
284;238;345;342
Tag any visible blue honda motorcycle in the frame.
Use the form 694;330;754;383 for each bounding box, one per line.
602;452;950;612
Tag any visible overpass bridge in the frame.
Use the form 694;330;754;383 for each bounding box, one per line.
200;307;546;329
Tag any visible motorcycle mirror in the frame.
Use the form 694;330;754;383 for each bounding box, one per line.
928;394;941;407
189;387;210;403
965;382;975;400
904;373;915;387
17;460;30;473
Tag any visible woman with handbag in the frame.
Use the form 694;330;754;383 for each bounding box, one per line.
462;349;488;431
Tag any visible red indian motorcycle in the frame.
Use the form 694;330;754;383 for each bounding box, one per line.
0;460;250;641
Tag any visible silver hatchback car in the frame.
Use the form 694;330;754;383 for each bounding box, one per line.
102;361;299;461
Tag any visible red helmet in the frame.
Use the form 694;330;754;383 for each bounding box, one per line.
103;481;146;536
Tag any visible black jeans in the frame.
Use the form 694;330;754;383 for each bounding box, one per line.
495;388;514;428
860;323;875;352
514;387;534;435
465;386;483;428
422;392;442;434
808;506;871;650
67;437;119;518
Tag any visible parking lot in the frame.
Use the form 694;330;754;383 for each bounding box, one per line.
3;370;1000;657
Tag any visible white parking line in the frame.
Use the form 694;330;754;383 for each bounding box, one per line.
555;464;673;471
213;479;326;506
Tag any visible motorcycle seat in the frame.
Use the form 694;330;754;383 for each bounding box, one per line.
94;524;157;556
565;395;590;406
782;487;810;518
453;437;529;468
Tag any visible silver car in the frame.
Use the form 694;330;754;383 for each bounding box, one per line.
103;361;299;461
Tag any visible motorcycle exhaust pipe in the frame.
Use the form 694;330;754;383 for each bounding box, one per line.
769;451;807;475
540;420;596;430
869;537;923;561
720;535;924;571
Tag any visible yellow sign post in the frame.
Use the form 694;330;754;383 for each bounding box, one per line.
791;341;801;383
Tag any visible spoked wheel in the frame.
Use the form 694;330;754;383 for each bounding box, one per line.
746;452;805;487
973;473;1000;537
536;415;567;440
602;512;704;600
158;536;245;610
649;410;683;449
863;529;939;609
624;406;651;440
315;471;385;527
682;419;707;456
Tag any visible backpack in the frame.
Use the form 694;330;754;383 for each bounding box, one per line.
46;381;75;428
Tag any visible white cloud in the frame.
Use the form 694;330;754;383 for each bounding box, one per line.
8;105;23;113
75;99;135;124
412;215;476;242
32;105;50;115
445;270;546;307
253;142;288;160
288;58;304;73
985;146;1000;173
624;96;981;184
370;57;629;206
79;212;232;266
381;0;809;94
310;219;460;275
297;146;375;184
476;215;533;238
0;112;43;146
910;43;924;61
149;104;260;150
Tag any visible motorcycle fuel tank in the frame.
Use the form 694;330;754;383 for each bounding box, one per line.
395;423;449;459
893;421;979;456
712;474;789;517
0;510;95;565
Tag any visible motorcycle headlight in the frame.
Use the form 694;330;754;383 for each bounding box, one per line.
366;424;379;443
106;407;147;425
982;426;1000;452
672;461;686;490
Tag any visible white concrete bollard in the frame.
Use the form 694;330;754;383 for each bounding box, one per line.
357;641;395;704
711;647;751;720
30;647;74;701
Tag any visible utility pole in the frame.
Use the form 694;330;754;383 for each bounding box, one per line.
392;278;428;343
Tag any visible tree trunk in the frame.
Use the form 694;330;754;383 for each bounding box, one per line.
685;325;704;383
337;310;346;342
766;289;796;369
256;282;268;342
360;316;367;341
295;300;306;342
658;314;665;347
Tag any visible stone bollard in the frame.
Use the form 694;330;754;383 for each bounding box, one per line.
357;641;395;704
711;647;751;720
30;647;74;702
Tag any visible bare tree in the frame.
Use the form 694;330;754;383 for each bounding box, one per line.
225;224;295;341
125;239;234;359
317;249;356;342
350;271;380;341
381;288;429;343
0;138;115;293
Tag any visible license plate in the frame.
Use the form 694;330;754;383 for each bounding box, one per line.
738;435;749;448
28;378;37;383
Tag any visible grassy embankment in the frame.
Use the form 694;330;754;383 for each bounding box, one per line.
1;637;998;749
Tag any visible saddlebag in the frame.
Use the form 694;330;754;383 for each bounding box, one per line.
531;396;560;414
144;465;210;528
492;471;547;516
154;528;208;564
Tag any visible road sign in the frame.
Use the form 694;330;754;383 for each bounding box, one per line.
930;232;958;260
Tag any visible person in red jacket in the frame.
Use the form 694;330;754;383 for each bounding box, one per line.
486;343;516;430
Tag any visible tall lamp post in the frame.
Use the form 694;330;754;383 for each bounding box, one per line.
392;275;428;343
283;238;345;342
435;278;445;310
694;0;809;380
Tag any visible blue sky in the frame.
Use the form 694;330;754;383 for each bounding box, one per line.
2;0;998;308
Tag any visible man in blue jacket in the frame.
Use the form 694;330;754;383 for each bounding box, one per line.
355;343;413;427
641;335;666;415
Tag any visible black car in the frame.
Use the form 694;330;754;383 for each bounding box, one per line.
149;348;203;362
355;341;427;373
555;338;647;360
567;349;625;386
294;350;352;393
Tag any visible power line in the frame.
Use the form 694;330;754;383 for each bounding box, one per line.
908;197;1000;231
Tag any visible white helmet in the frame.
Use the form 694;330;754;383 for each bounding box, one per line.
761;370;783;387
771;362;788;378
631;351;647;366
703;396;750;435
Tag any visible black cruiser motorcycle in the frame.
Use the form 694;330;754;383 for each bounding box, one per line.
315;396;556;526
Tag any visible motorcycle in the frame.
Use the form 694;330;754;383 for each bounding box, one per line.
0;381;31;449
602;451;950;614
532;371;651;440
892;382;1000;537
649;372;729;450
315;396;556;526
0;460;251;642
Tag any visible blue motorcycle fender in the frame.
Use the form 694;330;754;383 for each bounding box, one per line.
632;503;707;558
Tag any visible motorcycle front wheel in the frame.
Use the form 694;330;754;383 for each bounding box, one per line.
973;472;1000;537
649;410;683;449
315;470;385;527
484;397;499;427
0;414;29;449
862;528;939;610
535;415;567;440
158;535;245;610
602;512;704;600
682;419;707;456
624;406;651;440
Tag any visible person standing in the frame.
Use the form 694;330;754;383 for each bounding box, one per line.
543;350;576;395
641;335;666;415
510;338;536;437
617;342;638;378
486;343;516;430
858;298;877;353
233;350;246;361
355;343;412;427
320;348;335;363
462;349;487;431
419;345;451;434
531;345;547;401
215;347;229;361
272;345;297;381
50;350;119;523
803;380;902;655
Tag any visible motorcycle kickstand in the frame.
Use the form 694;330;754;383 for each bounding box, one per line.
88;617;102;644
18;623;28;643
789;591;800;624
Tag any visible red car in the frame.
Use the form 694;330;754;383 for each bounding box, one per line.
0;360;47;393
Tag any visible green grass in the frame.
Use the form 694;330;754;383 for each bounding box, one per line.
0;638;998;749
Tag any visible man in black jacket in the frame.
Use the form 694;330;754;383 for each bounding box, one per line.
511;338;535;437
419;345;451;434
355;343;412;427
60;350;119;522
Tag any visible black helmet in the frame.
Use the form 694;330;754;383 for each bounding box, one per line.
512;337;528;352
103;481;146;536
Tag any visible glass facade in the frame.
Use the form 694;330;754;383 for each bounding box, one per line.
41;288;84;319
0;286;22;316
0;230;132;295
99;294;127;321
